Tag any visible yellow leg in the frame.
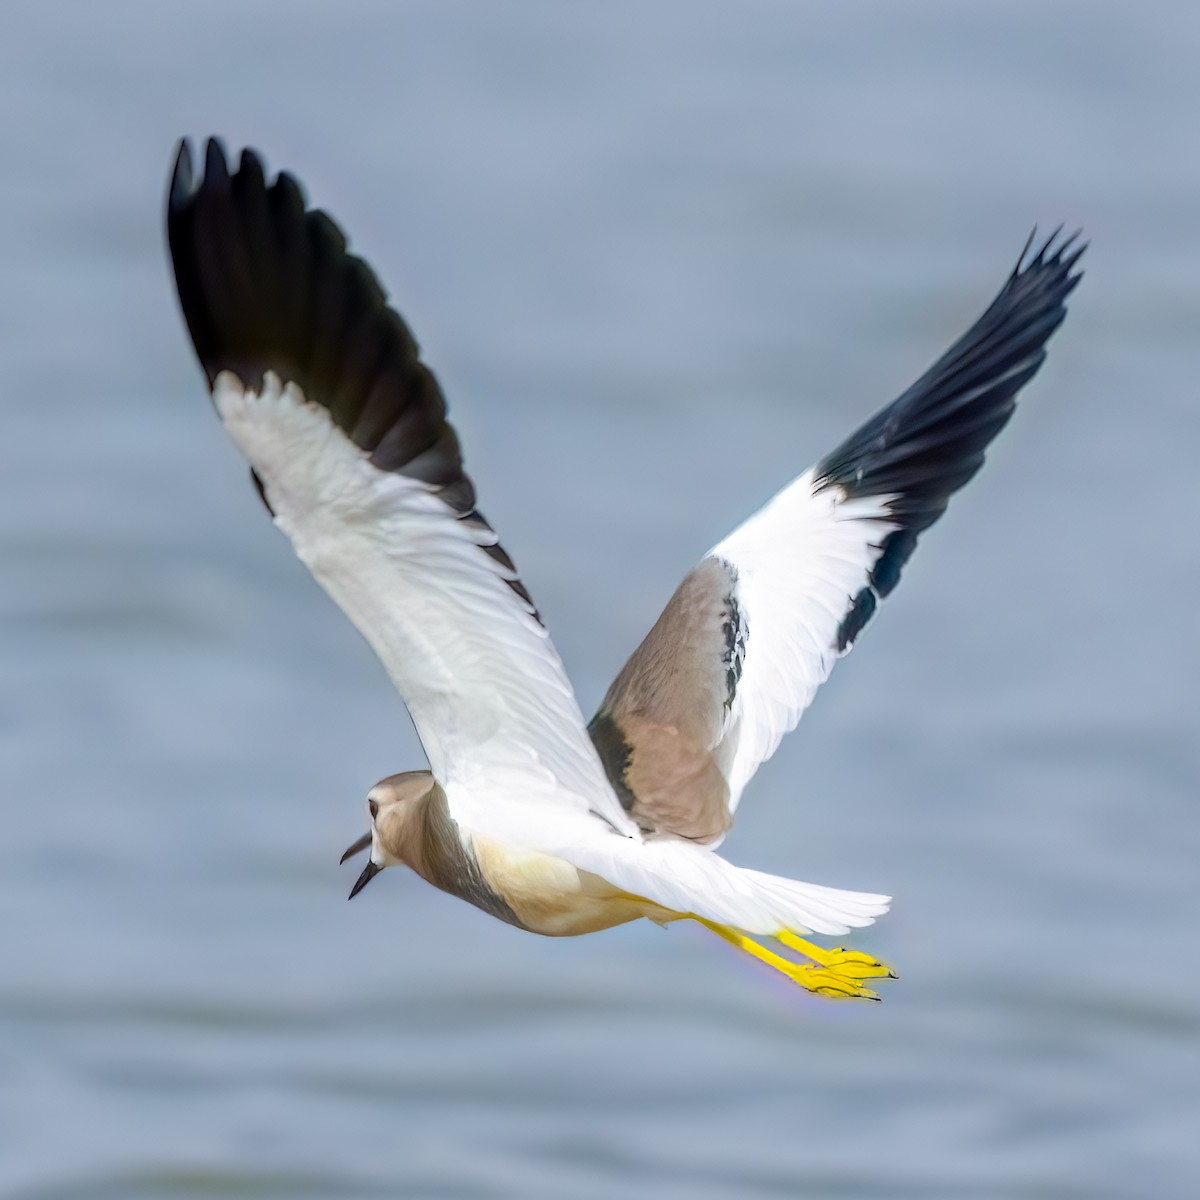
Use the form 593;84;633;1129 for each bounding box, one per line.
776;930;898;982
694;917;887;1001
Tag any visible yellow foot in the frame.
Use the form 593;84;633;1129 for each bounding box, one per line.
785;964;884;1001
776;930;898;983
694;918;895;1001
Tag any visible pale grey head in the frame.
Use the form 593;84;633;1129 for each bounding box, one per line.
340;770;437;899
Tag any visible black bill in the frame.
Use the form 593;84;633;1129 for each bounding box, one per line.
348;859;381;900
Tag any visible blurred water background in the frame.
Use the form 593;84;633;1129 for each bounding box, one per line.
1;2;1197;1197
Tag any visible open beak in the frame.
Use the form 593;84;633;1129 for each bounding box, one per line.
348;859;381;900
339;831;372;865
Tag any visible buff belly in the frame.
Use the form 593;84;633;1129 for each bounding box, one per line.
468;836;676;937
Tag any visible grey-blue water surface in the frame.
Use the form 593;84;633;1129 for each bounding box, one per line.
2;3;1197;1197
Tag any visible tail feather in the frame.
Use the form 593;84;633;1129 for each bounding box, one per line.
741;868;891;936
567;835;890;937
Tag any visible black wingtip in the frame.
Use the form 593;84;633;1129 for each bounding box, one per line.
1015;224;1087;285
165;136;538;618
169;138;195;211
1034;223;1065;264
1013;225;1039;273
818;227;1085;649
203;136;231;188
237;146;267;191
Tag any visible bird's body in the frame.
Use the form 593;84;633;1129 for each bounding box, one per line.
167;138;1083;1000
348;773;655;937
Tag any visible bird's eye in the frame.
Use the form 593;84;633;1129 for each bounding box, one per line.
368;798;379;820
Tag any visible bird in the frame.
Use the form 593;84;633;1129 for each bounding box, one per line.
166;137;1083;1001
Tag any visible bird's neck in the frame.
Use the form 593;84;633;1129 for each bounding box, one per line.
410;785;525;928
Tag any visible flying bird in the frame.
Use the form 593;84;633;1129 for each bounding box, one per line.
167;138;1083;1000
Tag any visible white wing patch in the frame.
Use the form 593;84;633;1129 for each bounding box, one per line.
708;467;896;809
215;370;637;839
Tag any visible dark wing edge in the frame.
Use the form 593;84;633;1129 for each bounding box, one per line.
816;228;1086;651
165;136;540;619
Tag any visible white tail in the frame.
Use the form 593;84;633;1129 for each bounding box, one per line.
567;834;890;936
738;867;891;936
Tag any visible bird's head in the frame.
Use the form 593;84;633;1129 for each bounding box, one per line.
340;770;436;898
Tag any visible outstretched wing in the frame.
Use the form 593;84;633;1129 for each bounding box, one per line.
168;138;636;838
591;231;1085;840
